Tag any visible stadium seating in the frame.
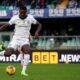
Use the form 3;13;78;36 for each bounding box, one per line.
56;0;68;8
60;37;80;49
0;32;80;50
30;36;80;50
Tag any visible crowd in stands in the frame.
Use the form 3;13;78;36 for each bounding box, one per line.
0;0;80;50
0;0;80;9
30;24;80;50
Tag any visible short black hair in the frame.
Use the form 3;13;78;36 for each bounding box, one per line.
19;6;27;11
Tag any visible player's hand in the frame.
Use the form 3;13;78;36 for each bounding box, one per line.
34;32;39;38
4;49;13;57
29;34;33;41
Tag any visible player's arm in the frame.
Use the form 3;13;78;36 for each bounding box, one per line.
30;15;42;37
29;34;33;41
35;21;42;37
0;16;15;31
0;23;11;31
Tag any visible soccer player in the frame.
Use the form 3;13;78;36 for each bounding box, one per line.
0;6;42;76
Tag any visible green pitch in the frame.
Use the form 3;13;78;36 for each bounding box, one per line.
0;63;80;80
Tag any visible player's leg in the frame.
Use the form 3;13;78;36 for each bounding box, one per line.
18;38;30;76
4;48;15;57
0;47;15;57
20;44;30;76
21;53;30;76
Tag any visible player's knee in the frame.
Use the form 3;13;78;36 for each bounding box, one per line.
21;44;30;54
6;48;14;53
4;48;14;57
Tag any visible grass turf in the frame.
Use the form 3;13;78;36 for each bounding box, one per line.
0;63;80;80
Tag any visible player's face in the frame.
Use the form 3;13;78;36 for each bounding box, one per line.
19;9;27;19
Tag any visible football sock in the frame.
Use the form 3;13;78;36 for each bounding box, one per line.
22;65;27;73
21;54;30;73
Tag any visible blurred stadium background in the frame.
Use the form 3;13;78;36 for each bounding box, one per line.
0;0;80;80
0;0;80;50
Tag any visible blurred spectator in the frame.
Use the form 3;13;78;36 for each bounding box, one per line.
53;30;59;36
43;30;47;36
31;0;37;9
2;0;9;6
36;0;46;9
0;0;80;9
31;0;46;9
77;0;80;7
67;25;74;35
46;0;59;8
56;0;68;9
56;0;64;8
25;0;32;5
50;0;58;8
60;29;68;36
60;29;68;42
67;0;78;8
15;0;26;7
2;0;15;6
56;0;63;7
0;0;4;5
9;0;15;6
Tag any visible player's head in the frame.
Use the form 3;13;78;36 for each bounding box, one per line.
19;6;27;19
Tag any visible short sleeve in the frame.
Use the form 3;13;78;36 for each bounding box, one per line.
29;15;37;24
8;16;16;25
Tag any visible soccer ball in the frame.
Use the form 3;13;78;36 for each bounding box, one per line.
6;65;16;75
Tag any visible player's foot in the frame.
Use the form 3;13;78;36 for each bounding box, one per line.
21;72;28;76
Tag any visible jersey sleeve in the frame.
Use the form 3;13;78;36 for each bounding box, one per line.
29;15;37;24
8;16;16;25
